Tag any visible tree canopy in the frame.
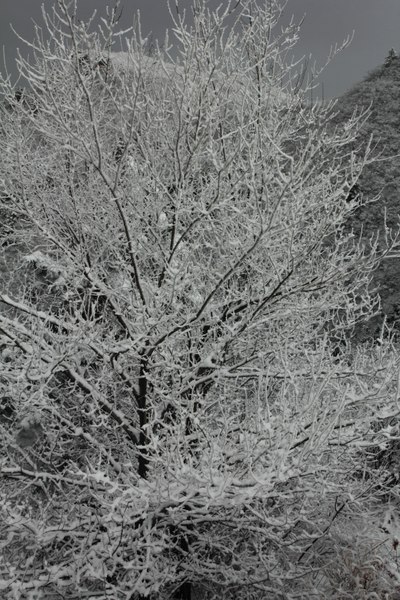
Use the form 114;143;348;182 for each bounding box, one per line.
1;1;400;599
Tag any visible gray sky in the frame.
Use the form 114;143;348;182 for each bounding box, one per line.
1;0;400;98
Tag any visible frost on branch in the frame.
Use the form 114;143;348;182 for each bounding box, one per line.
1;0;400;599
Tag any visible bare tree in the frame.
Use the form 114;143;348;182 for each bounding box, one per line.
1;1;400;598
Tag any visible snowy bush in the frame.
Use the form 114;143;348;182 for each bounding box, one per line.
1;1;400;598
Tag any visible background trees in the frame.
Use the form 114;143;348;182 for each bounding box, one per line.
332;48;400;339
1;1;400;598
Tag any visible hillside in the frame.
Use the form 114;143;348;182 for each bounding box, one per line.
332;49;400;335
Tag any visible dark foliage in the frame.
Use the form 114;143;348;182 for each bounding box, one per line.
332;50;400;338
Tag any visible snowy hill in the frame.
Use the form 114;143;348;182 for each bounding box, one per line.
332;49;400;336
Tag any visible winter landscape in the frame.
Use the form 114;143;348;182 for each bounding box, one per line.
2;1;400;598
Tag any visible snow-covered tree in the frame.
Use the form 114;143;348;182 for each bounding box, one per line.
1;1;400;598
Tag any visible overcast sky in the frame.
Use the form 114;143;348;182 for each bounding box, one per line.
1;0;399;98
